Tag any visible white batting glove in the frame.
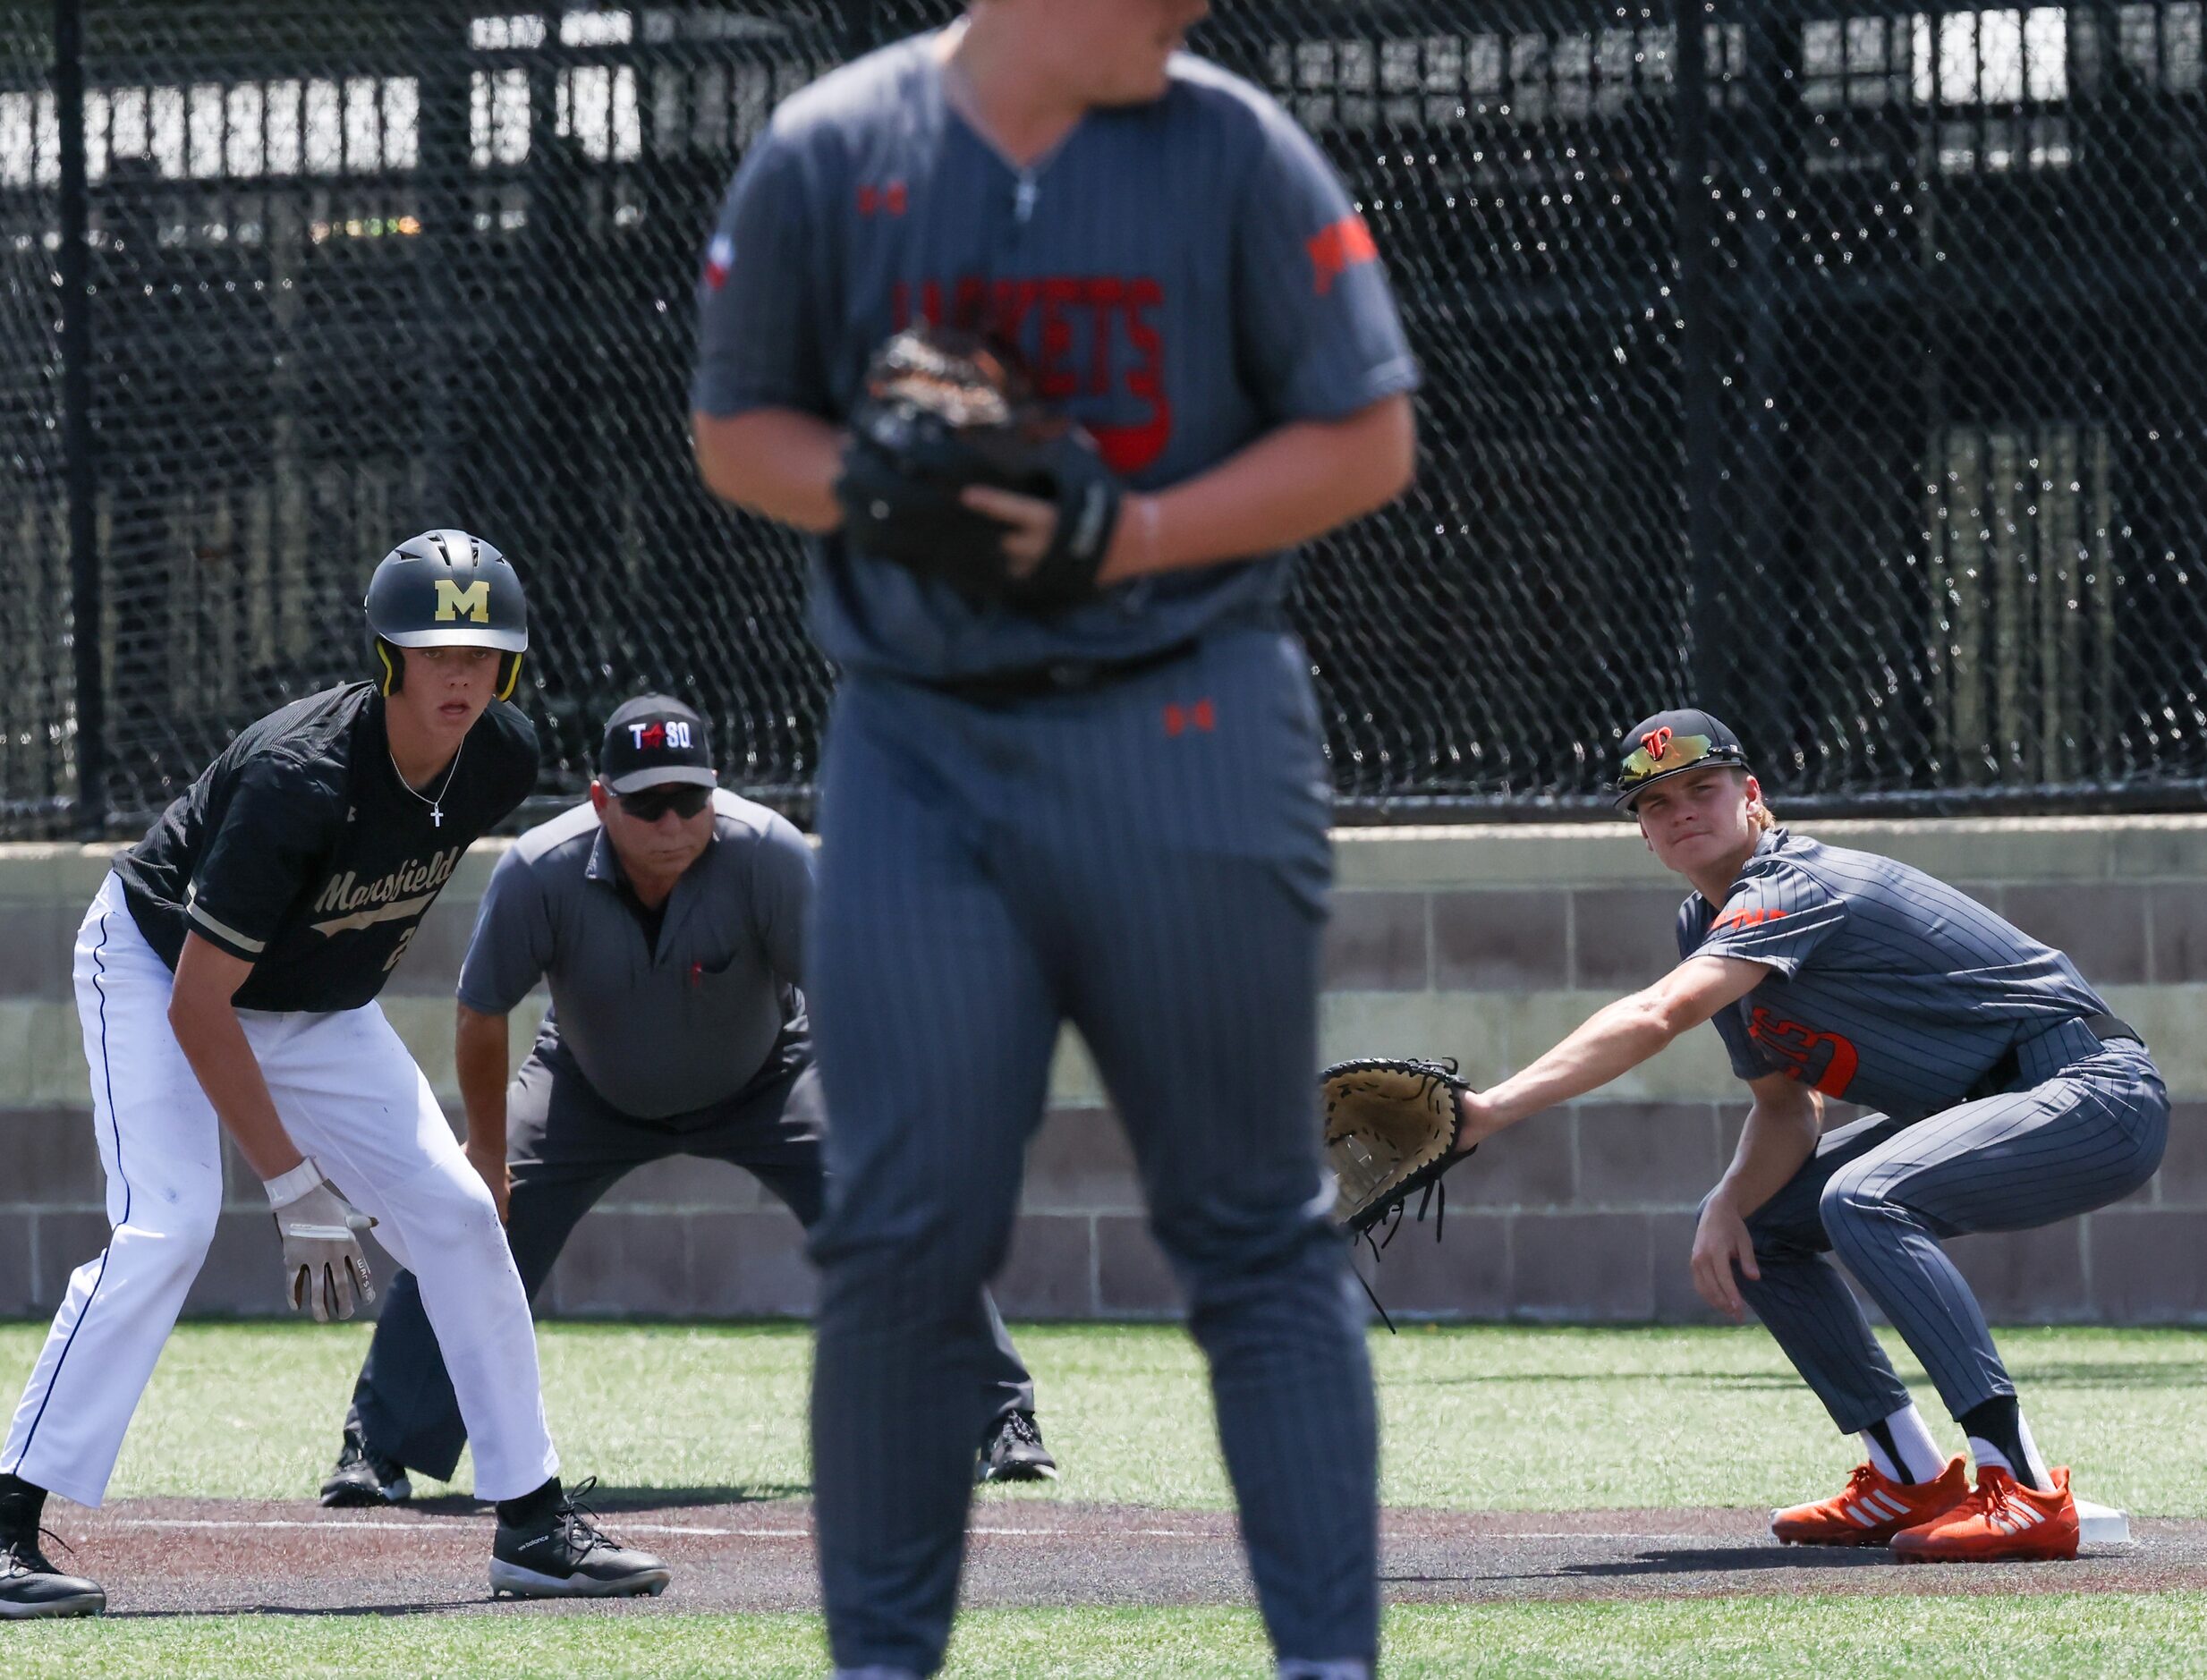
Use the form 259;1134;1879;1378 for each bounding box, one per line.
263;1160;378;1323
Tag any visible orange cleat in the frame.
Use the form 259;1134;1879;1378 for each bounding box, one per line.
1889;1465;2079;1563
1770;1455;1970;1547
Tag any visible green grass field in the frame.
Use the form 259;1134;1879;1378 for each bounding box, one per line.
22;1598;2207;1680
8;1319;2203;1515
6;1319;2207;1675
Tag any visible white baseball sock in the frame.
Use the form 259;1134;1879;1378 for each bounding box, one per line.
1860;1403;1947;1484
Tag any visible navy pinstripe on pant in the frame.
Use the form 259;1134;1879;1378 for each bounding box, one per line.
1729;1022;2166;1432
804;627;1376;1677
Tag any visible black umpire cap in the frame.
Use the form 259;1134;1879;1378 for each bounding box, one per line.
598;695;717;795
1612;708;1750;808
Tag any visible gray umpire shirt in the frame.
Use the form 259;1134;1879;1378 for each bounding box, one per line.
456;790;813;1121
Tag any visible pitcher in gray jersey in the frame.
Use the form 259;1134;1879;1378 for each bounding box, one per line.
691;0;1418;1673
1437;708;2165;1565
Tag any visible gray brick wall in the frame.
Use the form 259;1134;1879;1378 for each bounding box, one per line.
4;816;2204;1323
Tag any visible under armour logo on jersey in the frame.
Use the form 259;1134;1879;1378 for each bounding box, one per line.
857;180;907;217
1163;699;1216;737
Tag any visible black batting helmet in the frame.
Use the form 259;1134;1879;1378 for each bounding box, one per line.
363;530;528;700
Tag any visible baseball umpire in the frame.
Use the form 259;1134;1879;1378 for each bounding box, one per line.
691;1;1419;1673
0;531;667;1619
1442;709;2167;1563
318;693;1052;1506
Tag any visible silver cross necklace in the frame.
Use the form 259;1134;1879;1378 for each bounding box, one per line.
389;736;464;828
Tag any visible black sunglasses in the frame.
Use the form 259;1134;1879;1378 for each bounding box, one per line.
616;785;712;822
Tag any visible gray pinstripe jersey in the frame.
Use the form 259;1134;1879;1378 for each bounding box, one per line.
1676;828;2111;1120
692;30;1418;681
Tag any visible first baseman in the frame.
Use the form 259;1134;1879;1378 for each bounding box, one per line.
0;532;667;1617
691;0;1419;1672
319;693;1053;1505
1446;709;2167;1562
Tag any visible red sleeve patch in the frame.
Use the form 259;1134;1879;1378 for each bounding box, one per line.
1306;214;1378;297
1711;905;1787;935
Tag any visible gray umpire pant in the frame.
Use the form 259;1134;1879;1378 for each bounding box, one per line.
1731;1023;2166;1433
806;627;1377;1678
349;1031;1035;1481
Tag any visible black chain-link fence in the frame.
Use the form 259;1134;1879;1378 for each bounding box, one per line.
2;0;2203;837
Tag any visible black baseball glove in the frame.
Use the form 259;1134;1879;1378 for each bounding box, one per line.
834;325;1124;611
1321;1056;1476;1237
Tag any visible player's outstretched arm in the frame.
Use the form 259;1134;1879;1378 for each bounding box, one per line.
1691;1072;1821;1319
455;1002;514;1222
1456;953;1770;1149
692;407;845;533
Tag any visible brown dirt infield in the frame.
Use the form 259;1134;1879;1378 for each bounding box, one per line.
53;1496;2207;1618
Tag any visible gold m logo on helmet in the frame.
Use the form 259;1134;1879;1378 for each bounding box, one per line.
433;579;491;624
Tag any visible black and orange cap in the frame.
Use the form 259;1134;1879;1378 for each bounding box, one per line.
1613;708;1750;808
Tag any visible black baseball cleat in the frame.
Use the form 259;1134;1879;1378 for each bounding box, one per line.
489;1479;670;1599
0;1530;105;1619
319;1426;413;1507
976;1411;1058;1484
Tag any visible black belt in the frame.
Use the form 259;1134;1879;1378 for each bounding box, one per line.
1968;1013;2144;1101
917;639;1200;706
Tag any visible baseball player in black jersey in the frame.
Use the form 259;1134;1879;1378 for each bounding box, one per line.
318;693;1052;1507
1442;709;2167;1564
0;531;667;1616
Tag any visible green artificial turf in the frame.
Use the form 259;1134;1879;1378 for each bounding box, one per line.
1;1320;2202;1515
14;1597;2207;1678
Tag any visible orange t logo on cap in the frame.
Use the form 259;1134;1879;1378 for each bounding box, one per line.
1643;725;1674;762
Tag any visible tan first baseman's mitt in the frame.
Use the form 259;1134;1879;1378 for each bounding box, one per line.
1321;1057;1475;1236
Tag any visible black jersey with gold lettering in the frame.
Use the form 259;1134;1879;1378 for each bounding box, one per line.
112;683;538;1012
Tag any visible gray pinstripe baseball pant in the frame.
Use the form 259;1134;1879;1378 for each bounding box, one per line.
804;628;1376;1677
1729;1027;2166;1432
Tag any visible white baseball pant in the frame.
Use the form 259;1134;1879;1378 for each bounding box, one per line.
0;871;558;1506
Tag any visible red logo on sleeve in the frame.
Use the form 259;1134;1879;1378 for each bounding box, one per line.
1711;905;1787;935
1306;214;1378;297
1748;1006;1859;1098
